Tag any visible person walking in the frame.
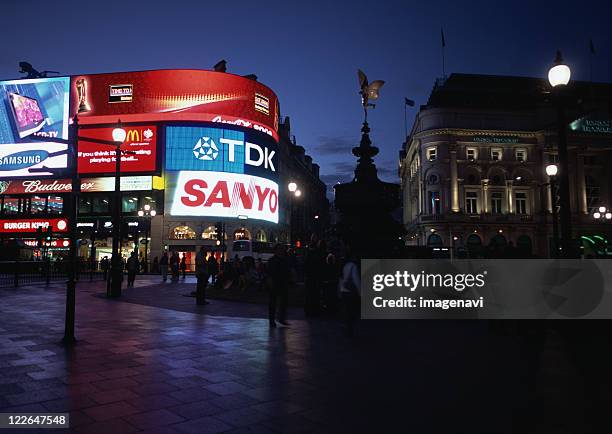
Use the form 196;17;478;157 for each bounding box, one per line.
207;254;218;285
195;247;210;305
180;254;187;279
126;251;139;288
170;252;179;281
152;256;159;274
160;252;169;282
101;256;109;281
267;244;291;328
339;248;361;337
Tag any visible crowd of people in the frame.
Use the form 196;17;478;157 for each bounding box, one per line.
98;237;362;334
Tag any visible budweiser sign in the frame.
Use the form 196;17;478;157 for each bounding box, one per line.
0;177;153;194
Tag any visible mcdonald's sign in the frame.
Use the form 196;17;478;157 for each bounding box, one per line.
77;125;157;174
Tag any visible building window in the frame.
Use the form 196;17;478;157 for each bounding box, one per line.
92;196;110;214
426;147;437;161
491;148;502;161
47;196;63;215
429;191;441;215
202;226;217;240
515;192;527;214
2;197;20;215
466;147;477;161
515;148;527;162
30;196;46;214
78;197;93;214
171;226;196;240
122;196;139;213
465;191;478;214
491;191;503;214
234;228;251;240
255;229;267;242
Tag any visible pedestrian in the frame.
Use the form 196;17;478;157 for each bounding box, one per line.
140;256;146;273
101;256;109;281
304;235;326;317
170;252;179;281
267;244;290;327
160;252;169;282
152;256;159;274
195;247;210;305
126;251;138;287
207;254;218;285
339;247;361;337
180;254;187;279
323;252;340;313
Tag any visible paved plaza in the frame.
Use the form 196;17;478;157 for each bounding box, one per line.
0;277;607;433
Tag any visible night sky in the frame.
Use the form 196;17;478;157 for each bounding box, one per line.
2;0;611;197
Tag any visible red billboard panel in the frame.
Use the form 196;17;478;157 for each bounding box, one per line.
0;218;68;233
78;125;157;174
70;70;280;141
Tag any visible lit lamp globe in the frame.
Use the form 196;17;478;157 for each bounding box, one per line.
606;212;612;220
545;164;558;177
138;210;144;217
294;189;302;198
598;206;606;213
112;128;127;143
594;212;601;219
288;182;297;193
548;51;571;87
144;204;151;211
150;210;156;217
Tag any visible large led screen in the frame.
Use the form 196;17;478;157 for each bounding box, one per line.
78;125;157;174
168;171;278;223
165;125;278;181
70;70;280;141
0;77;70;178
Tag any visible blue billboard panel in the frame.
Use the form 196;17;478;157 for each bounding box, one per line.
165;125;278;181
0;77;70;178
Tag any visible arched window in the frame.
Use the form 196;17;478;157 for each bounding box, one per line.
516;234;532;257
255;229;267;242
233;228;251;240
202;226;217;240
427;233;443;247
466;234;482;257
171;225;196;240
490;234;507;248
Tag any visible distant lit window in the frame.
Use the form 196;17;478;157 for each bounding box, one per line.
202;226;218;240
2;197;20;215
234;228;251;240
491;148;502;161
491;191;503;214
93;196;110;214
465;191;478;214
171;226;196;240
429;191;441;215
255;229;267;242
426;147;437;161
47;196;63;215
515;148;527;162
31;196;46;214
466;148;477;161
78;197;92;214
515;192;528;214
122;196;138;213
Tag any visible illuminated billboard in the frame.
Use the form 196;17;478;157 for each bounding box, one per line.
168;171;278;223
0;77;70;178
70;70;280;141
165;125;277;180
78;125;157;174
0;218;68;233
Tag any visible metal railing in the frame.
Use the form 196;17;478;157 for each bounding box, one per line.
0;260;105;288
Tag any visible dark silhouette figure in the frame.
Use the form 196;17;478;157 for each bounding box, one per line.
195;247;210;305
322;252;340;313
101;256;109;281
339;248;360;336
268;244;290;327
126;252;139;288
160;252;169;281
304;236;326;317
180;254;187;279
170;252;179;281
152;256;159;274
207;255;218;285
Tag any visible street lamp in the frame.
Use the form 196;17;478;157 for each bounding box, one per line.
287;182;302;244
137;204;156;272
109;122;126;297
548;50;573;257
546;164;560;258
593;206;612;221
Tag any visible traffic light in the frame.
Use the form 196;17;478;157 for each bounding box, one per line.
46;226;53;242
215;221;223;241
36;227;43;248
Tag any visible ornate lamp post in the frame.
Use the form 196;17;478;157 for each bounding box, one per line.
287;182;301;244
593;206;612;221
108;126;126;297
546;164;560;258
137;204;156;272
547;51;573;257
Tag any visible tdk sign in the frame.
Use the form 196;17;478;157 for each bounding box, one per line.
165;126;278;179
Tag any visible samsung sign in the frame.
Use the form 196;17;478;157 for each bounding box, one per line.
165;126;278;180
